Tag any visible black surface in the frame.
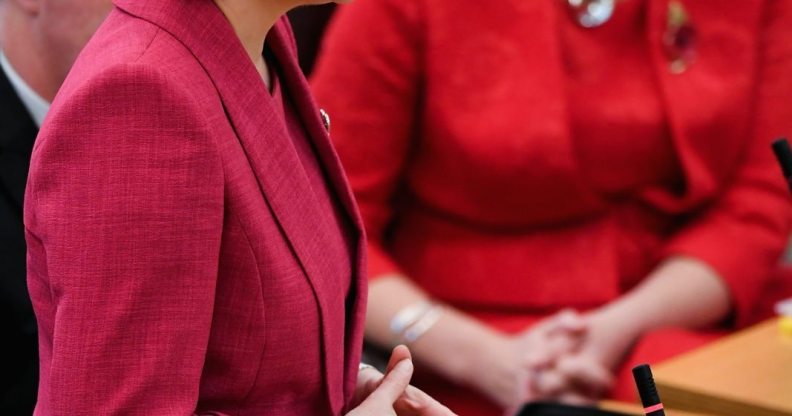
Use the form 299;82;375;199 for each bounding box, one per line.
0;66;40;415
286;4;337;76
772;138;792;176
772;138;792;193
517;403;630;416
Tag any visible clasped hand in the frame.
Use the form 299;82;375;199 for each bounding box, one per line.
469;310;629;415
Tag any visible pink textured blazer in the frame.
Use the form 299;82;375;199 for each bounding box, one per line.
23;0;366;415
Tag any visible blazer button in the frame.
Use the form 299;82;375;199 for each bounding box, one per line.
319;108;331;133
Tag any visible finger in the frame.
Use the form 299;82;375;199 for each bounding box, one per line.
558;391;595;406
357;365;384;395
531;369;568;398
544;329;585;357
396;385;458;416
368;358;414;404
521;336;578;370
523;348;555;370
556;355;613;397
504;405;524;416
546;309;587;335
518;367;534;403
386;345;412;374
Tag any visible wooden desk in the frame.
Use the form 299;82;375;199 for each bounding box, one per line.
600;400;712;415
653;318;792;416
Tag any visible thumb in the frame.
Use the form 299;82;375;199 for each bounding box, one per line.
385;345;412;374
545;309;587;335
368;358;414;404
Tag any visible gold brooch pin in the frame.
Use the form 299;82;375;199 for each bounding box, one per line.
663;1;696;74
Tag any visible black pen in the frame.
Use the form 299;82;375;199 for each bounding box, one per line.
632;364;666;416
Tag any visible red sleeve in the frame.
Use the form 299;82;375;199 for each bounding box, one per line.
25;64;226;415
311;0;424;280
662;0;792;327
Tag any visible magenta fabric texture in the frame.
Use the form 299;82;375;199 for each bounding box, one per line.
24;0;366;415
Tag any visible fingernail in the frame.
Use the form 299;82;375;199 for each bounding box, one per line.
397;358;413;372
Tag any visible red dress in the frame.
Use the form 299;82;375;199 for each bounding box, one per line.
312;0;792;413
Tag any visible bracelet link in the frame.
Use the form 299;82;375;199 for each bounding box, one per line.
389;301;444;346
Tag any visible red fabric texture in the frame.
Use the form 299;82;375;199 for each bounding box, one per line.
24;1;366;415
564;1;682;196
312;0;792;413
269;49;356;301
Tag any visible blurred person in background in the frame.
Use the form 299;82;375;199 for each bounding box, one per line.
312;0;792;414
0;0;111;413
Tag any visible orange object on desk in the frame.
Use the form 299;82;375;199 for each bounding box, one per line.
599;400;711;415
653;318;792;416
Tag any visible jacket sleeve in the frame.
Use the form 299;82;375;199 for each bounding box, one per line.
662;0;792;327
311;0;423;280
24;64;226;415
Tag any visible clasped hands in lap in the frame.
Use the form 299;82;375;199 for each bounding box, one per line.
353;308;635;416
473;309;633;415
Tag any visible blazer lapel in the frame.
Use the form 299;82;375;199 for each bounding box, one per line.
641;0;760;212
112;1;357;411
267;22;367;406
267;22;365;233
0;69;38;216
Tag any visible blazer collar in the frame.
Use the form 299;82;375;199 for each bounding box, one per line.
112;0;366;411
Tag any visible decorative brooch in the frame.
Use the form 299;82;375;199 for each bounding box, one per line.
663;0;697;74
566;0;617;28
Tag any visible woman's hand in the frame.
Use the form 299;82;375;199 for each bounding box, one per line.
348;345;457;416
462;310;588;411
535;256;733;403
529;309;631;403
531;350;615;404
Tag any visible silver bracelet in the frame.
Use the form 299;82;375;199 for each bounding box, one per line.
389;301;444;346
389;301;433;335
402;305;443;344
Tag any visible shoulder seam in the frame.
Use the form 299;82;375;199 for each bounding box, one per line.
131;26;165;64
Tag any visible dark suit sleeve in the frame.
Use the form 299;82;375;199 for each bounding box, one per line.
25;64;228;415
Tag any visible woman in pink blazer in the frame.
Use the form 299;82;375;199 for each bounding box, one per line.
23;0;454;415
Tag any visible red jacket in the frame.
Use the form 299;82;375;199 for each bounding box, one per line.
313;0;792;326
25;1;366;414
